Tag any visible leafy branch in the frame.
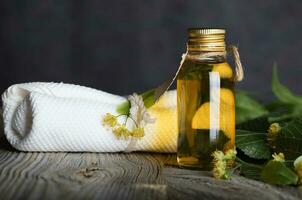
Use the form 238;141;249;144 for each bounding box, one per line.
235;65;302;185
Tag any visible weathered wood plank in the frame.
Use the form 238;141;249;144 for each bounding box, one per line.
0;136;301;200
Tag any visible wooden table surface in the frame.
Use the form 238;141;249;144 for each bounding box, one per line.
0;136;301;200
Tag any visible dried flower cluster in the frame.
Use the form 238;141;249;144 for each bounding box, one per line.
294;155;302;184
103;113;145;139
267;123;281;147
102;93;155;140
212;149;237;179
272;152;285;162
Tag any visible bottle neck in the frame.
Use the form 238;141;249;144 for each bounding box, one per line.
186;49;227;63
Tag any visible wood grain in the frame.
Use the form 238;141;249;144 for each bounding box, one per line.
0;136;301;200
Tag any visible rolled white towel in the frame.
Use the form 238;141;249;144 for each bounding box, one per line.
1;82;177;152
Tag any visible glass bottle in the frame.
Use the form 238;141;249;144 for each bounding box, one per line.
177;28;235;170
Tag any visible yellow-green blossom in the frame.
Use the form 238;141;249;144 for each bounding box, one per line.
272;152;285;162
294;155;302;184
267;123;281;147
213;159;228;179
131;127;145;138
112;125;131;139
212;149;237;180
102;113;118;127
212;151;225;162
102;92;155;141
224;149;237;160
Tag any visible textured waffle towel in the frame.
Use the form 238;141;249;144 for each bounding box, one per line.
1;83;177;152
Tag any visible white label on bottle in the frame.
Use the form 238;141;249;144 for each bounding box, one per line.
209;72;220;141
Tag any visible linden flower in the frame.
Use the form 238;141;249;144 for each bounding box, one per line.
224;149;237;160
102;113;118;127
212;149;237;180
272;152;285;162
131;127;145;138
213;160;228;179
294;155;302;184
102;93;155;140
112;125;131;139
212;151;225;162
267;123;281;147
128;93;156;127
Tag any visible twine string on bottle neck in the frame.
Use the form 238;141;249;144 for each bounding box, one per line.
228;45;244;81
154;45;244;102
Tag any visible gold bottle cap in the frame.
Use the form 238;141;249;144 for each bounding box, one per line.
187;28;226;52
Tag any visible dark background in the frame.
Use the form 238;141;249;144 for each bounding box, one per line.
1;0;301;100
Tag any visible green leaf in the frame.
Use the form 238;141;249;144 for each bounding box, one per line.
236;91;269;124
236;116;270;132
236;130;272;159
273;117;302;159
141;89;156;108
268;113;296;124
270;66;302;121
236;157;264;180
261;160;298;185
272;64;302;105
265;101;293;116
116;100;130;115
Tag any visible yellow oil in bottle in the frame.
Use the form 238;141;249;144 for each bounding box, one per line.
177;59;235;170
